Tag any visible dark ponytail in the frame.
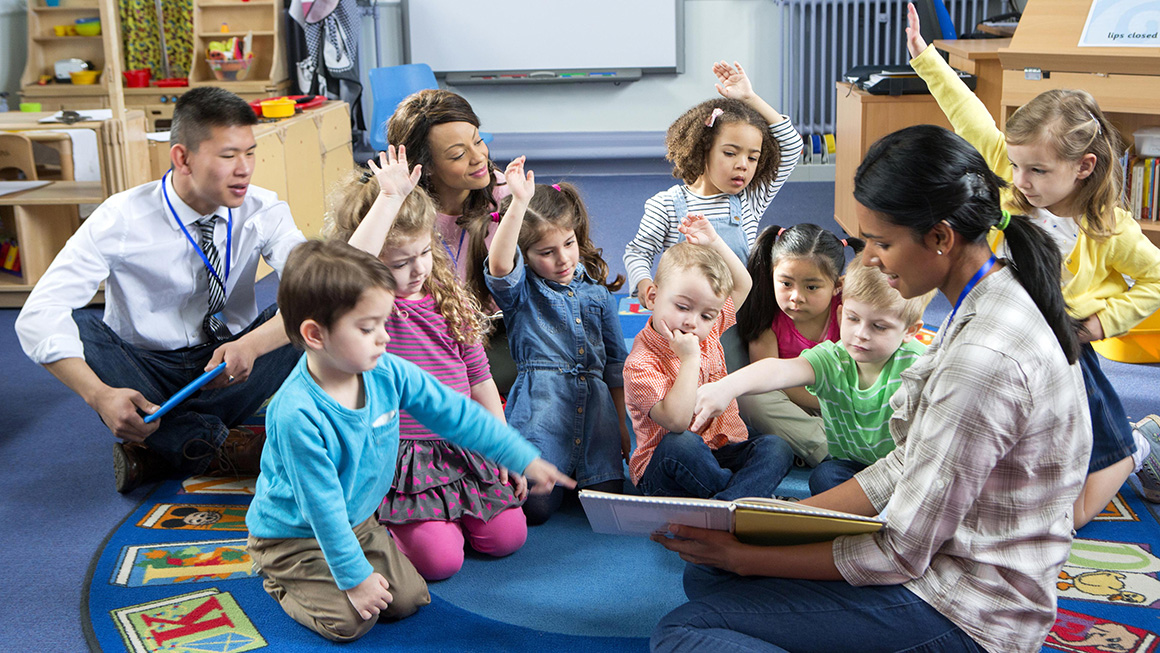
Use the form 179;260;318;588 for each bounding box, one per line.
737;223;863;344
854;124;1080;363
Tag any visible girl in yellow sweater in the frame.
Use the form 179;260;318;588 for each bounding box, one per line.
905;2;1160;528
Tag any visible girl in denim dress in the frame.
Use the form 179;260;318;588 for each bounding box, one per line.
485;157;631;524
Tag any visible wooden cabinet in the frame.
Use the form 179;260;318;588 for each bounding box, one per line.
998;0;1160;247
833;82;953;237
20;0;122;111
189;0;287;93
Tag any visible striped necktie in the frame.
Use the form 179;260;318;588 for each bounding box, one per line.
196;216;231;340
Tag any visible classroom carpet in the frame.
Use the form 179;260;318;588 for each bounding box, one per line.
82;298;1160;653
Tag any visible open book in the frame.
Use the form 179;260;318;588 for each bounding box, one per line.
579;490;884;546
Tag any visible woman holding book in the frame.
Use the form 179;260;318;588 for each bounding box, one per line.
651;125;1091;653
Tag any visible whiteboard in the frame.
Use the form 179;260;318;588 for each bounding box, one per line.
403;0;683;74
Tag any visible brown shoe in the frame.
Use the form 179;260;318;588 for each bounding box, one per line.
113;441;172;493
206;427;265;477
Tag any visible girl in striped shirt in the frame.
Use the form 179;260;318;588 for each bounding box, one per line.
325;146;528;580
623;60;804;308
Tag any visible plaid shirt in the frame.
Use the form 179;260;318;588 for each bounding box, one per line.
625;297;747;484
833;266;1091;653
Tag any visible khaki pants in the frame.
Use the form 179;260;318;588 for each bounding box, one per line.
247;514;431;642
721;327;828;467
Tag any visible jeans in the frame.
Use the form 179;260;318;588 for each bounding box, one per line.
651;564;984;653
809;458;869;495
75;305;300;474
638;431;793;501
1080;344;1136;472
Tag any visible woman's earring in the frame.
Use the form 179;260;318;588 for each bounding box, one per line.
937;250;943;255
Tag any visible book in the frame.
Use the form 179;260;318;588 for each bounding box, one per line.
578;490;885;546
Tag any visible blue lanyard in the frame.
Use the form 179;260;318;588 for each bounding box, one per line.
162;170;232;288
443;229;466;267
947;255;996;323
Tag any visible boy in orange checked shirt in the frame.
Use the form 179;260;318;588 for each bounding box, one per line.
625;215;793;500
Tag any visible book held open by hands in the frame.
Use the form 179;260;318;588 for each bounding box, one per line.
579;490;885;546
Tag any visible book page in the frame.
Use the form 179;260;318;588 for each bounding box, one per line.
734;497;885;525
579;491;734;537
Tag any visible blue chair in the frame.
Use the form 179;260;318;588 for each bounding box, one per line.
367;63;492;154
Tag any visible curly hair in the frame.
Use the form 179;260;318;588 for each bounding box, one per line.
496;182;624;291
322;168;488;344
386;89;501;309
665;97;780;187
1005;89;1124;241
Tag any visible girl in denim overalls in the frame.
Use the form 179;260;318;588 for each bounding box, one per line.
485;158;630;525
623;60;804;308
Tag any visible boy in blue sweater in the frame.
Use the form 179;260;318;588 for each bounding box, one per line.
246;239;573;642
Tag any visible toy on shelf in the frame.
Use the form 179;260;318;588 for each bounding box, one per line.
206;32;254;81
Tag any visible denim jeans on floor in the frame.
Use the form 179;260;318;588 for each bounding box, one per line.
808;458;869;495
75;305;300;474
651;564;984;653
638;431;793;501
1080;343;1136;472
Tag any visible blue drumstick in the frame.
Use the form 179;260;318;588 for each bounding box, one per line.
143;362;228;424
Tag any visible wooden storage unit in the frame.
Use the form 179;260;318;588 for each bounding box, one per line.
833;82;953;237
0;181;105;306
998;0;1160;247
189;0;287;94
20;0;122;111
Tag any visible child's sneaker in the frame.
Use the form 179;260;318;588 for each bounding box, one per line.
1134;415;1160;503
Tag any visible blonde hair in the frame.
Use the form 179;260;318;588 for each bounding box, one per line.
323;169;487;344
654;242;733;300
497;182;624;291
841;253;934;327
1005;89;1124;240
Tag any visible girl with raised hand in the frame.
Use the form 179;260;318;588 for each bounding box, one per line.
486;157;631;525
624;60;803;309
906;1;1160;527
653;124;1090;653
324;146;528;580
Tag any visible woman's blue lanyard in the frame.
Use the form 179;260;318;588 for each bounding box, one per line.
443;229;466;267
947;255;996;324
161;170;232;288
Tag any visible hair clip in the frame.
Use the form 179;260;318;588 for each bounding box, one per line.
840;238;848;247
359;171;372;184
1088;112;1102;135
490;211;501;222
551;184;562;192
705;108;725;128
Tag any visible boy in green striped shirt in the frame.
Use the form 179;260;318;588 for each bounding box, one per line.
691;253;935;495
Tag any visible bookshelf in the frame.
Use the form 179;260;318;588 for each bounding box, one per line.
998;0;1160;246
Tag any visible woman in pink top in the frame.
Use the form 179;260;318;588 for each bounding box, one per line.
734;223;863;465
387;89;516;392
325;147;527;580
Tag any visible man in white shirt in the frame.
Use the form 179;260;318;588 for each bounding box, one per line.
15;87;306;492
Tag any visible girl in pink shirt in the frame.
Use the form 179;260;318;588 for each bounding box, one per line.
325;147;526;580
734;223;863;464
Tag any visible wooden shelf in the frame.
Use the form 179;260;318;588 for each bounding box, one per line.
0;181;105;206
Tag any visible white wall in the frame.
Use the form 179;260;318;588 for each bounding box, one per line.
360;0;785;133
1;0;28;101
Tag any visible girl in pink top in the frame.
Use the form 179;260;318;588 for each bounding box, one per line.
734;224;863;462
325;147;527;580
